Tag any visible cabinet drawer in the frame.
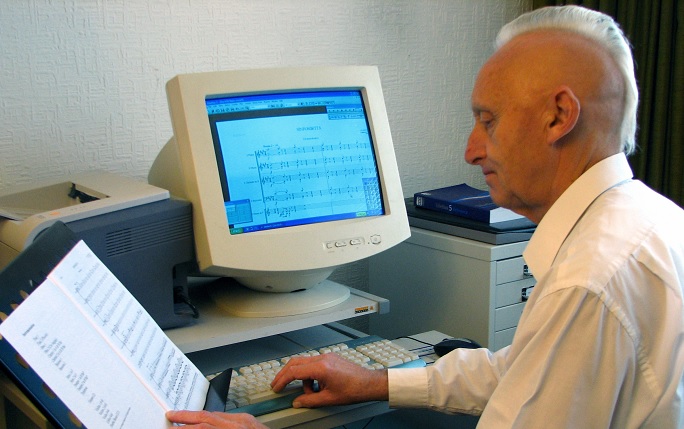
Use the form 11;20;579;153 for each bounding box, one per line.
495;302;525;330
495;277;536;308
496;256;532;285
493;327;517;350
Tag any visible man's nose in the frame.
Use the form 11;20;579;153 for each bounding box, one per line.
465;128;485;165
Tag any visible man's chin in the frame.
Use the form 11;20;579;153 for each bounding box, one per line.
484;178;509;206
488;190;509;209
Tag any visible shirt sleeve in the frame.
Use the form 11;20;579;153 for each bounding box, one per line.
388;346;508;414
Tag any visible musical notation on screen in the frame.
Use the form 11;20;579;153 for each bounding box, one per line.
251;140;377;223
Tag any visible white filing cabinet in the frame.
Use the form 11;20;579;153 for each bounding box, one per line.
369;226;535;350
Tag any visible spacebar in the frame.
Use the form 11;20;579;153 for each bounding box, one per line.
227;390;302;417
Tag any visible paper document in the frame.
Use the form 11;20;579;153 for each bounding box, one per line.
0;240;209;428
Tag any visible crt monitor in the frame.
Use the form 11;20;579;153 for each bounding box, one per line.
149;66;410;317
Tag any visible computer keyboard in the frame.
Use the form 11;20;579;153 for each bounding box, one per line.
209;335;426;417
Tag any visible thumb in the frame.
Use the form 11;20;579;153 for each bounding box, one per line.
291;390;336;409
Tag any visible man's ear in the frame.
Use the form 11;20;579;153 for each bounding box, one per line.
546;86;580;145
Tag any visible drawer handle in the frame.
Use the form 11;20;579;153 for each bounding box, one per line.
523;264;533;278
521;286;535;302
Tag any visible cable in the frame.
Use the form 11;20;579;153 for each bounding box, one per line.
393;335;441;347
174;287;199;319
360;416;376;429
342;416;376;429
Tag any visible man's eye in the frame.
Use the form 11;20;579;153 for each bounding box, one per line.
479;116;494;128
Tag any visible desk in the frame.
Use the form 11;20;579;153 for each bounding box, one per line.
0;281;437;428
0;325;447;429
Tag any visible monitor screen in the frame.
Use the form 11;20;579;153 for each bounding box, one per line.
149;66;409;317
207;90;384;235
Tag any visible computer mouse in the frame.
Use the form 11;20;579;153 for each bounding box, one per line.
433;338;482;357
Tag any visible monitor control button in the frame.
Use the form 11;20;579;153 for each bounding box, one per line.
370;234;381;244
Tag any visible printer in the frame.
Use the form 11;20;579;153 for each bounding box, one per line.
0;172;196;329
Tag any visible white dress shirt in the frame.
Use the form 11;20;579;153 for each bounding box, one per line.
388;153;684;428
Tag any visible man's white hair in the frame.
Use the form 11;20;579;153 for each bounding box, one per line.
497;6;638;155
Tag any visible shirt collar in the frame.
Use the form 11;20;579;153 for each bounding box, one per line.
523;153;634;281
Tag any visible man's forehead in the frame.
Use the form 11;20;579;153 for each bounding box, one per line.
470;59;506;112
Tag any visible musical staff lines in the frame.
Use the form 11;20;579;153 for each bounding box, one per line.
252;140;378;223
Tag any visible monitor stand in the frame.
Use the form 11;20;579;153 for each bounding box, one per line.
208;278;351;318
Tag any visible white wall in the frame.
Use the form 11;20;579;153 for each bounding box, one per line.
0;0;527;329
1;0;526;192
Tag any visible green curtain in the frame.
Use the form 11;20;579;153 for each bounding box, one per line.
531;0;684;207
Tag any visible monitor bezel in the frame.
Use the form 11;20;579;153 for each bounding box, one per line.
164;66;409;281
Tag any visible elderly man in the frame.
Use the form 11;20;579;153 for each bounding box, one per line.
168;5;684;428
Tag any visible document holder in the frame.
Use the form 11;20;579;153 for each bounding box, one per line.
0;221;82;428
0;221;233;427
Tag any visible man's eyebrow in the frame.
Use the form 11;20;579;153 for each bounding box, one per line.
471;104;490;115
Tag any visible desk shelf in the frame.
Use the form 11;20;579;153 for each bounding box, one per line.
165;280;388;353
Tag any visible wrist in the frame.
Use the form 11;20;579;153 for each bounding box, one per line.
365;368;389;402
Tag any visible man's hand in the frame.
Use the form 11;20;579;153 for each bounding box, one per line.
166;410;268;428
270;353;389;408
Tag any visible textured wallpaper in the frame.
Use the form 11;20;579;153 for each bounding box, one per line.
0;0;527;330
0;0;525;191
